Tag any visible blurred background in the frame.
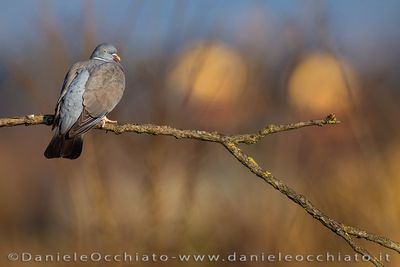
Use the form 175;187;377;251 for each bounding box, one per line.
1;0;400;266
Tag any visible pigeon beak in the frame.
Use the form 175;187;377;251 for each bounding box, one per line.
112;53;121;62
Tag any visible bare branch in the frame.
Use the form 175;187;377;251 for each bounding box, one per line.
0;113;398;266
231;113;339;144
344;226;400;253
0;114;54;127
222;141;385;267
0;113;339;144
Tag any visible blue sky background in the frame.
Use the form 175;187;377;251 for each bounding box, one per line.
1;0;399;61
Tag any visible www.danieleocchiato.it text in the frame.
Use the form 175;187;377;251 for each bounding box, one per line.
7;251;391;263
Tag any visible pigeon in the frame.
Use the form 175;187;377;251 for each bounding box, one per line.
44;43;125;159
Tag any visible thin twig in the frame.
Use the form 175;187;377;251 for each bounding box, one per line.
222;141;384;267
0;113;398;266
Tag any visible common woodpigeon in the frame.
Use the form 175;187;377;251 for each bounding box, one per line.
44;43;125;159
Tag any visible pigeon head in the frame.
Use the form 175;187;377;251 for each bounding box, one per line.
90;43;121;62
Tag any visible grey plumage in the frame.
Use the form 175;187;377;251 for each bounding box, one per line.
44;43;125;159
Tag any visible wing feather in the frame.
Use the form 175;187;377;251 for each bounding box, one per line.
83;62;125;117
58;70;90;135
67;62;125;137
53;62;86;129
68;109;105;137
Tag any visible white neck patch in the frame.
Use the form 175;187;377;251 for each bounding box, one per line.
92;57;108;62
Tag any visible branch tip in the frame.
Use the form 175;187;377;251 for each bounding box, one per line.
325;113;339;124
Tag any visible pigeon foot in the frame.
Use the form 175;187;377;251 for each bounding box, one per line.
101;116;117;128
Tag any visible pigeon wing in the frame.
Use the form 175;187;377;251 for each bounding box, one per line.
53;62;86;130
58;69;90;135
68;62;125;137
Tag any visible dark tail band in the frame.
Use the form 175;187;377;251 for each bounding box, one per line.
44;133;83;160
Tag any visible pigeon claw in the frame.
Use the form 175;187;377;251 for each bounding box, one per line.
100;116;118;128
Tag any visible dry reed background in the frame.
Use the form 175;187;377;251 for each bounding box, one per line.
0;1;400;266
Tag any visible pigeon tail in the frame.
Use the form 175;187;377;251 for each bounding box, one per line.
44;133;84;160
